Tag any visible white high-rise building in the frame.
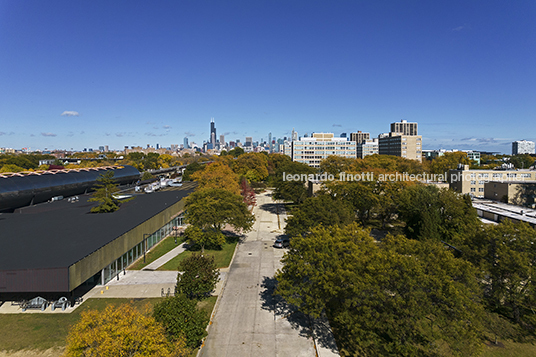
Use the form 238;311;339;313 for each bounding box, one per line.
512;140;535;155
291;133;356;168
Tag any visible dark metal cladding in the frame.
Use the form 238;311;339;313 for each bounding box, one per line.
0;165;140;211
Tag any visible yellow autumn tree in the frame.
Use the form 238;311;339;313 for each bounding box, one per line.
64;303;190;357
191;161;240;195
231;152;269;182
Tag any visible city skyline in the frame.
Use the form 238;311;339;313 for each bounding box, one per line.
1;1;535;153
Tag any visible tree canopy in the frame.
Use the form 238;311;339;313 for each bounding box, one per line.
191;162;240;195
284;194;354;238
89;171;121;213
153;295;208;349
175;253;220;299
276;223;484;356
185;188;254;233
65;303;190;357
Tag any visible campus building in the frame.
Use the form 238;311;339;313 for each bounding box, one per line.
356;138;379;159
290;133;357;168
0;166;194;302
378;133;422;162
378;120;422;162
448;165;536;198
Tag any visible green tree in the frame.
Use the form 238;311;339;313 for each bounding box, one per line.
284;194;354;237
89;171;120;213
182;161;204;181
65;303;190;357
185;188;254;233
153;295;208;349
428;151;474;175
397;184;479;248
508;154;535;169
276;223;484;356
175;253;220;299
272;160;316;204
226;147;244;158
471;220;536;328
319;155;354;177
184;225;225;252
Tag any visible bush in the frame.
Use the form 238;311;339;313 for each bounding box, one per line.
153;295;208;349
176;253;220;299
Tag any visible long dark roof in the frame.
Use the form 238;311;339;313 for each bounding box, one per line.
0;187;194;271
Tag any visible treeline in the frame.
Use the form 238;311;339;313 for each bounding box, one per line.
0;152;211;173
273;155;536;356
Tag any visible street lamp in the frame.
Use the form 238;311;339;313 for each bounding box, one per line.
143;233;150;263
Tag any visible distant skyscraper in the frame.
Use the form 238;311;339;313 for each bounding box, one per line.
512;140;535;155
268;132;272;152
156;143;160;150
184;137;189;149
220;134;225;148
245;137;253;147
210;118;216;147
291;128;298;142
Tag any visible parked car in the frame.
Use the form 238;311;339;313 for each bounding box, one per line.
273;237;290;248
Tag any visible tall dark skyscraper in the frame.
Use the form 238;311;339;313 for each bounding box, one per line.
210;118;216;147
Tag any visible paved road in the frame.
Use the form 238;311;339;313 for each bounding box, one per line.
199;191;339;357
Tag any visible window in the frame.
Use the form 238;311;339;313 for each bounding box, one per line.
507;173;517;178
479;181;485;185
471;180;476;185
470;188;476;192
493;173;502;179
479;188;484;192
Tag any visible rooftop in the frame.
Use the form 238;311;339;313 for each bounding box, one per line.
0;184;195;271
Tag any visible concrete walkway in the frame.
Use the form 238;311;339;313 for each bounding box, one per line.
199;191;339;357
142;242;188;271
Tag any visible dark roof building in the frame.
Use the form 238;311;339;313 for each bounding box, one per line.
0;183;195;300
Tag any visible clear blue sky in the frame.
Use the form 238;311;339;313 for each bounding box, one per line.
1;0;534;153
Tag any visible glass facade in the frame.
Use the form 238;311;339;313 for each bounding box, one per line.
102;213;184;284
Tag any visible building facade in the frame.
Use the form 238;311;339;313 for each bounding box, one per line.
350;131;370;144
512;140;535;155
291;133;356;168
378;133;422;162
356;138;379;159
449;165;536;198
390;120;418;135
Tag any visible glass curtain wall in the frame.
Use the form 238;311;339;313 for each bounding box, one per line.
102;213;184;284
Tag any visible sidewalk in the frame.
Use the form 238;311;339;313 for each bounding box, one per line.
142;242;187;271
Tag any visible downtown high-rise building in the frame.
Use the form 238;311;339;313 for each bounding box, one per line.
210;118;216;147
184;137;189;149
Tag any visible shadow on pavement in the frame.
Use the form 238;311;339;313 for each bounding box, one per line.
259;276;339;353
258;202;280;214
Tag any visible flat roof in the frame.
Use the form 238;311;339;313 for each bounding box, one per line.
0;184;195;271
472;199;536;226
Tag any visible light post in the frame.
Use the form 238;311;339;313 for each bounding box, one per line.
143;233;150;263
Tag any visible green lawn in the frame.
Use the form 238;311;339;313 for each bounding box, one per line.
157;241;238;271
0;298;163;351
0;295;219;353
480;340;536;357
129;234;184;270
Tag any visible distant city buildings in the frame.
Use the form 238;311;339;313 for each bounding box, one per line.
512;140;535;155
